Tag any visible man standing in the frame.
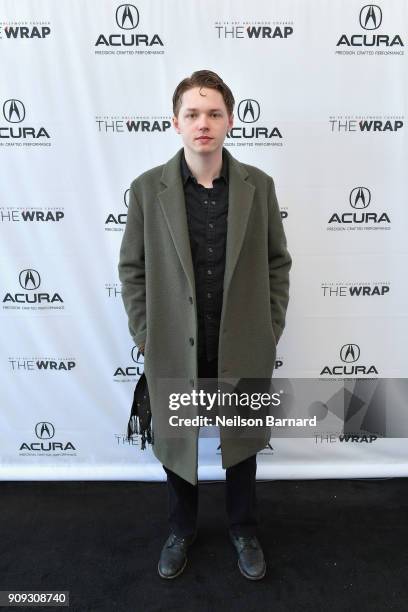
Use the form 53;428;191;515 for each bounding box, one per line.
118;70;291;580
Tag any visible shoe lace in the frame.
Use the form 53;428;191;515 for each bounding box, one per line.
235;536;258;551
167;533;187;548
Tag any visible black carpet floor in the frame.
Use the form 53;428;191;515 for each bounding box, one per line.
1;478;407;612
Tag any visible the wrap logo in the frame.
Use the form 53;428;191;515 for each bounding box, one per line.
105;282;121;298
96;112;171;134
327;186;390;230
214;19;293;41
0;205;64;223
9;355;76;372
0;20;51;40
329;115;403;133
320;344;379;376
19;422;76;454
321;281;390;298
2;269;64;310
95;4;164;53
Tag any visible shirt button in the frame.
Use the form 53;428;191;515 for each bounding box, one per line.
203;200;208;205
207;269;212;275
211;200;216;205
209;223;214;229
207;292;212;298
189;337;195;345
206;314;212;320
208;247;213;253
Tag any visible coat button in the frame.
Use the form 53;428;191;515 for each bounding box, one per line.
189;337;195;345
189;296;193;304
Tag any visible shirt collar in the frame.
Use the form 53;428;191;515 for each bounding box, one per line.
180;148;229;186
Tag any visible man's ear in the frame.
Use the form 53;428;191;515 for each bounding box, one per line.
172;115;181;134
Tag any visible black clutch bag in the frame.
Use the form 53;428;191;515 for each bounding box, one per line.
126;369;154;450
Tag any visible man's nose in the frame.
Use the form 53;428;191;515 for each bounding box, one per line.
198;114;209;130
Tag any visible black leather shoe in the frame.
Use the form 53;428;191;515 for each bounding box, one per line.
158;532;197;579
230;532;266;580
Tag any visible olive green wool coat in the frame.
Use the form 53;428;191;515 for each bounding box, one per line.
118;146;291;485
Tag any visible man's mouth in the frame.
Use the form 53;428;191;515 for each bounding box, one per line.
196;136;212;141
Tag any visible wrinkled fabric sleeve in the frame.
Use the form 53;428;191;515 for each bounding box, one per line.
118;181;147;347
267;176;292;344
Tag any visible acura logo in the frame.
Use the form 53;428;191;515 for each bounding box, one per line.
131;346;144;363
19;269;41;290
116;4;139;30
237;99;260;123
340;344;360;363
359;5;382;30
349;187;371;209
124;188;129;208
3;99;25;123
35;422;55;439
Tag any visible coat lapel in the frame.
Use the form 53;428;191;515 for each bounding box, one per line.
222;148;255;297
157;148;196;293
157;146;255;299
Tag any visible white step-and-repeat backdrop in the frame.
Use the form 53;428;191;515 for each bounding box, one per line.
1;0;407;480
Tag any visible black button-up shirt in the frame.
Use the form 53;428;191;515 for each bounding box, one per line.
181;149;229;362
